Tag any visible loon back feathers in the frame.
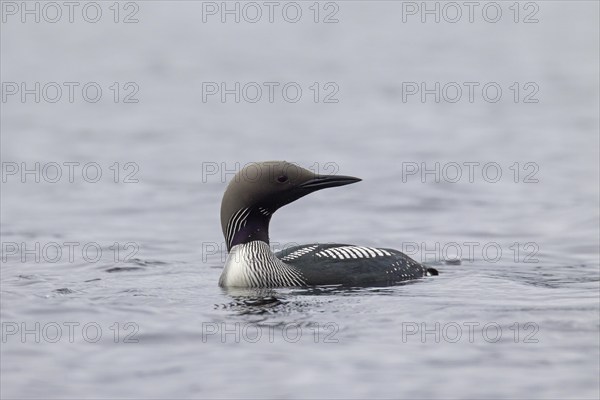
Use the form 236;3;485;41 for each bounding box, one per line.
218;161;437;288
276;243;438;286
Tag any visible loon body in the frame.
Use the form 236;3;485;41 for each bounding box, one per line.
219;161;437;288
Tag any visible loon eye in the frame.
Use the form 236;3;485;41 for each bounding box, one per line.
277;175;288;183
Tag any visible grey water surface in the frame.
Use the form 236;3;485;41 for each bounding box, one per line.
1;1;599;399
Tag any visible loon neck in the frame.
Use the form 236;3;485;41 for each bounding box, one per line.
226;207;273;251
219;241;305;287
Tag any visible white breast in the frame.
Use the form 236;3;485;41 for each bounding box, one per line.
219;244;253;287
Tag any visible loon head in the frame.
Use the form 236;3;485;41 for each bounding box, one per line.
221;161;360;251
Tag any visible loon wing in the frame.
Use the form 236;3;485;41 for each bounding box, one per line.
275;243;437;286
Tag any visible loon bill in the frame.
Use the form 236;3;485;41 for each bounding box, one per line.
218;161;438;288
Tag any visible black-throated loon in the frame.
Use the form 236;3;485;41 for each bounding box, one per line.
219;161;438;287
